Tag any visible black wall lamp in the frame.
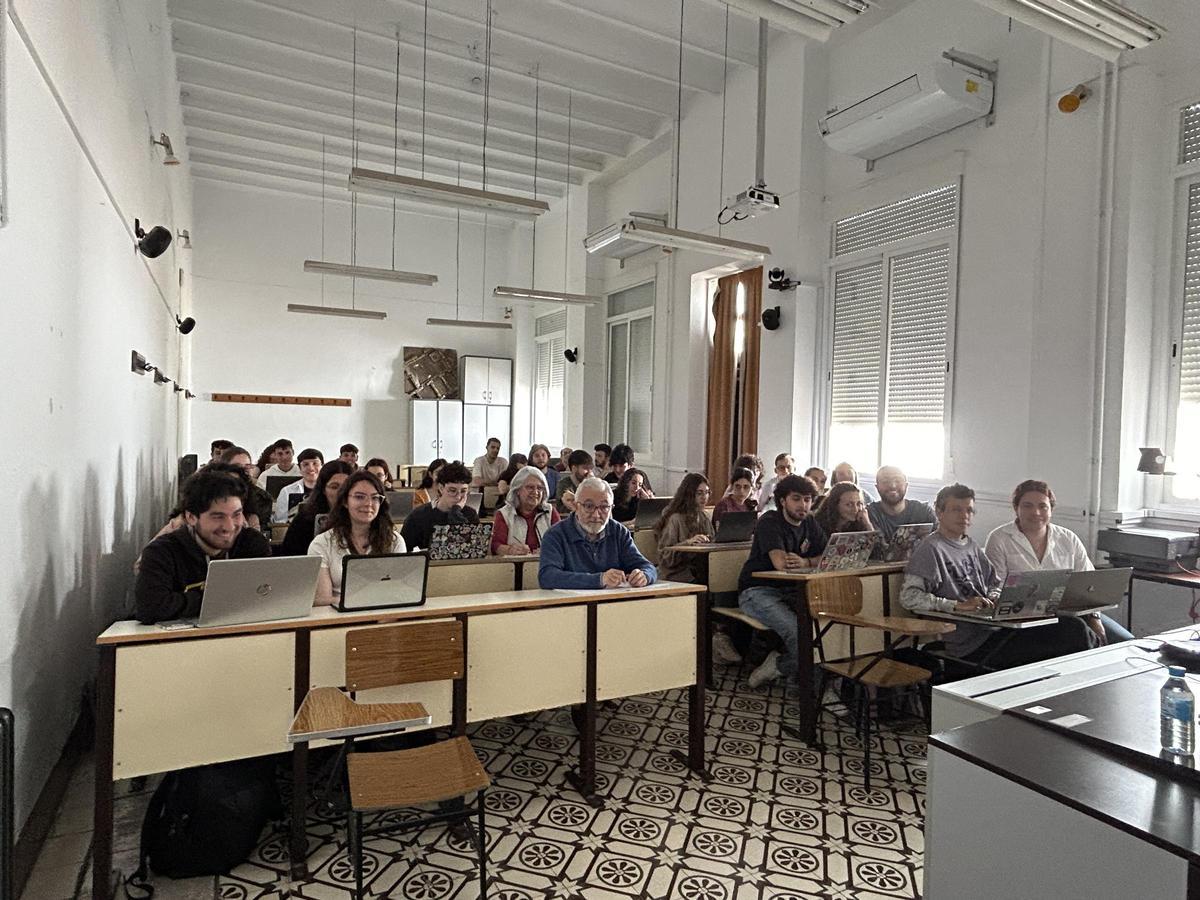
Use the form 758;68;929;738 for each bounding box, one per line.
134;219;172;258
564;348;580;364
176;316;196;335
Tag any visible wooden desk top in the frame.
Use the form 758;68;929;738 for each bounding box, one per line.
429;554;539;567
914;608;1056;629
757;562;905;582
97;581;698;646
1132;567;1200;588
664;541;753;554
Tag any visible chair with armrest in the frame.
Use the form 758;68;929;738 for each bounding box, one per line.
808;576;954;790
289;620;490;899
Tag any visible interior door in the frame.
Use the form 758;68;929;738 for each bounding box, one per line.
488;358;512;406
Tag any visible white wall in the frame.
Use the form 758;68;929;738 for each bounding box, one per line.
188;182;528;465
0;0;189;833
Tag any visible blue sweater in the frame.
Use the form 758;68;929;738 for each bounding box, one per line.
538;515;657;589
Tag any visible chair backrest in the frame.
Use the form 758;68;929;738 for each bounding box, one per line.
482;485;501;511
345;620;463;691
633;528;659;565
806;576;864;617
409;466;427;488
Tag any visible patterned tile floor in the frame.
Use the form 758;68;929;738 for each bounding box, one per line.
32;664;928;899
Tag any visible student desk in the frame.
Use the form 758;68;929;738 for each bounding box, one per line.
426;554;540;596
91;581;703;900
755;563;906;745
1128;567;1200;632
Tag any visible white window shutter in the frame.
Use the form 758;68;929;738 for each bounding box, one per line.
830;262;885;427
884;245;950;424
1180;181;1200;406
1181;103;1200;167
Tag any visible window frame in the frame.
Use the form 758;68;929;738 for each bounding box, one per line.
820;180;961;486
604;279;656;455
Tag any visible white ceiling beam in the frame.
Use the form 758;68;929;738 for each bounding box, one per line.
174;51;627;160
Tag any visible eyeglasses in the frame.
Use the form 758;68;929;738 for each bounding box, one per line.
696;487;712;496
442;485;470;497
578;502;611;515
348;492;385;505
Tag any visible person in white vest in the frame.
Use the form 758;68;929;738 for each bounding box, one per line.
490;466;561;556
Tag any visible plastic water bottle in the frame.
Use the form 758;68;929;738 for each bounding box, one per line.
1160;666;1196;756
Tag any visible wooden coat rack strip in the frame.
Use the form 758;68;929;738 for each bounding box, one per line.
211;393;351;407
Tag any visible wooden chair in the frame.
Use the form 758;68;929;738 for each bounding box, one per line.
289;621;491;899
632;528;660;565
807;577;954;790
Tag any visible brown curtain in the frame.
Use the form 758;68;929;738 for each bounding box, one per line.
704;267;762;498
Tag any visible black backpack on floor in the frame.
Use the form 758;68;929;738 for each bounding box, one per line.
124;757;281;898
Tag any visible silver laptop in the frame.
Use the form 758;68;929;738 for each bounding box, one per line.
880;522;934;563
386;490;417;519
634;497;671;529
339;552;429;612
1058;567;1132;615
465;491;484;514
163;556;321;629
961;569;1071;621
817;531;879;571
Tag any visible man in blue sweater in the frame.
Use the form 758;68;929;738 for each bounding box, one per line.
539;477;657;589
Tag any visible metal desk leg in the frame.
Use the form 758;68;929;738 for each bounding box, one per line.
672;593;710;780
1127;578;1135;632
566;605;600;806
92;646;116;900
290;631;312;879
784;582;819;746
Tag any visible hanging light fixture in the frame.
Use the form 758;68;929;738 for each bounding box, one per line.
967;0;1164;61
301;26;437;300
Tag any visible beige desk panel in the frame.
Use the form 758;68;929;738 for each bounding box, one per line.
426;563;515;597
309;626;453;732
522;561;540;590
467;606;586;720
114;633;294;778
597;595;696;701
708;549;749;593
815;576;886;660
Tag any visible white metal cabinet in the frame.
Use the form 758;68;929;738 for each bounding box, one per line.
488;358;512;406
463;404;511;460
411;399;463;462
461;356;512;406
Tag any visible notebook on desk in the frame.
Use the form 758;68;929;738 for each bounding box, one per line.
1058;567;1132;615
338;551;429;612
959;570;1072;621
713;510;757;543
880;523;934;562
160;556;321;629
429;523;492;560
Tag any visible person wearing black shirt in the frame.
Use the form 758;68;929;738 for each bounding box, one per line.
604;443;635;484
737;474;827;688
278;460;356;556
135;469;271;624
612;467;654;524
400;461;480;550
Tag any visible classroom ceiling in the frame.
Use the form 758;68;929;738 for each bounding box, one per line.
165;0;908;204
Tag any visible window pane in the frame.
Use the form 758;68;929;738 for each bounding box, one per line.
1173;180;1200;499
882;245;950;479
533;336;566;448
607;281;655;317
833;184;958;257
1182;103;1200;166
830;262;883;471
608;322;629;443
627;316;653;453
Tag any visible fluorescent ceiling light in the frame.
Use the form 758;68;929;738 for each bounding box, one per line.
725;0;868;41
303;260;438;286
426;317;513;330
349;167;550;220
288;303;387;320
492;286;604;306
968;0;1164;60
584;219;771;261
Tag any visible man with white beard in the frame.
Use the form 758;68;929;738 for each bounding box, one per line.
538;477;657;589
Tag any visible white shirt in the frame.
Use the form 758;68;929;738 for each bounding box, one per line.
983;520;1093;585
307;528;406;597
758;475;781;513
472;455;508;484
272;480;313;524
257;462;300;489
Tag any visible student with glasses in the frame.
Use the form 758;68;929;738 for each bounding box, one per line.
309;470;405;607
492;466;560;556
538;477;657;590
399;461;480;551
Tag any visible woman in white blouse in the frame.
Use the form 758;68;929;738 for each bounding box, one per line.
309;470;406;606
985;479;1133;645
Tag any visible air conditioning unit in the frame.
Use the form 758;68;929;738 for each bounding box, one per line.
819;60;994;161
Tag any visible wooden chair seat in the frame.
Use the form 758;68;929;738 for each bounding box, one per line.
820;656;932;689
816;611;955;637
348;736;490;810
288;686;430;743
711;607;770;631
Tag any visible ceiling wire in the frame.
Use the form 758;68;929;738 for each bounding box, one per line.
531;66;540;289
480;0;493;319
351;23;358;310
563;90;572;294
320;135;327;307
421;0;430;178
392;27;401;269
673;0;684;230
718;4;730;236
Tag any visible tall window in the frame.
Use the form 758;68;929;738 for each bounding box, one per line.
533;309;567;449
1166;102;1200;501
827;183;959;479
607;281;655;453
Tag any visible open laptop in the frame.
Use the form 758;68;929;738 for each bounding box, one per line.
713;510;757;543
817;531;880;571
160;556;321;629
265;474;303;499
880;523;935;563
339;551;429;612
633;497;671;530
429;523;493;560
960;569;1072;621
465;491;484;514
1058;567;1132;615
386;490;417;520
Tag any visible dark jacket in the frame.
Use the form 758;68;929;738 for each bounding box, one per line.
134;526;272;624
399;503;480;551
278;506;321;557
538;515;657;590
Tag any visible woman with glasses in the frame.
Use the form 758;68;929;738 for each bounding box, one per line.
278;460;356;557
612;467;655;525
399;461;480;551
654;473;714;582
309;470;405;606
492;466;561;556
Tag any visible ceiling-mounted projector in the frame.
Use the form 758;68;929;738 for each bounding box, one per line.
819;55;995;163
723;184;780;221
